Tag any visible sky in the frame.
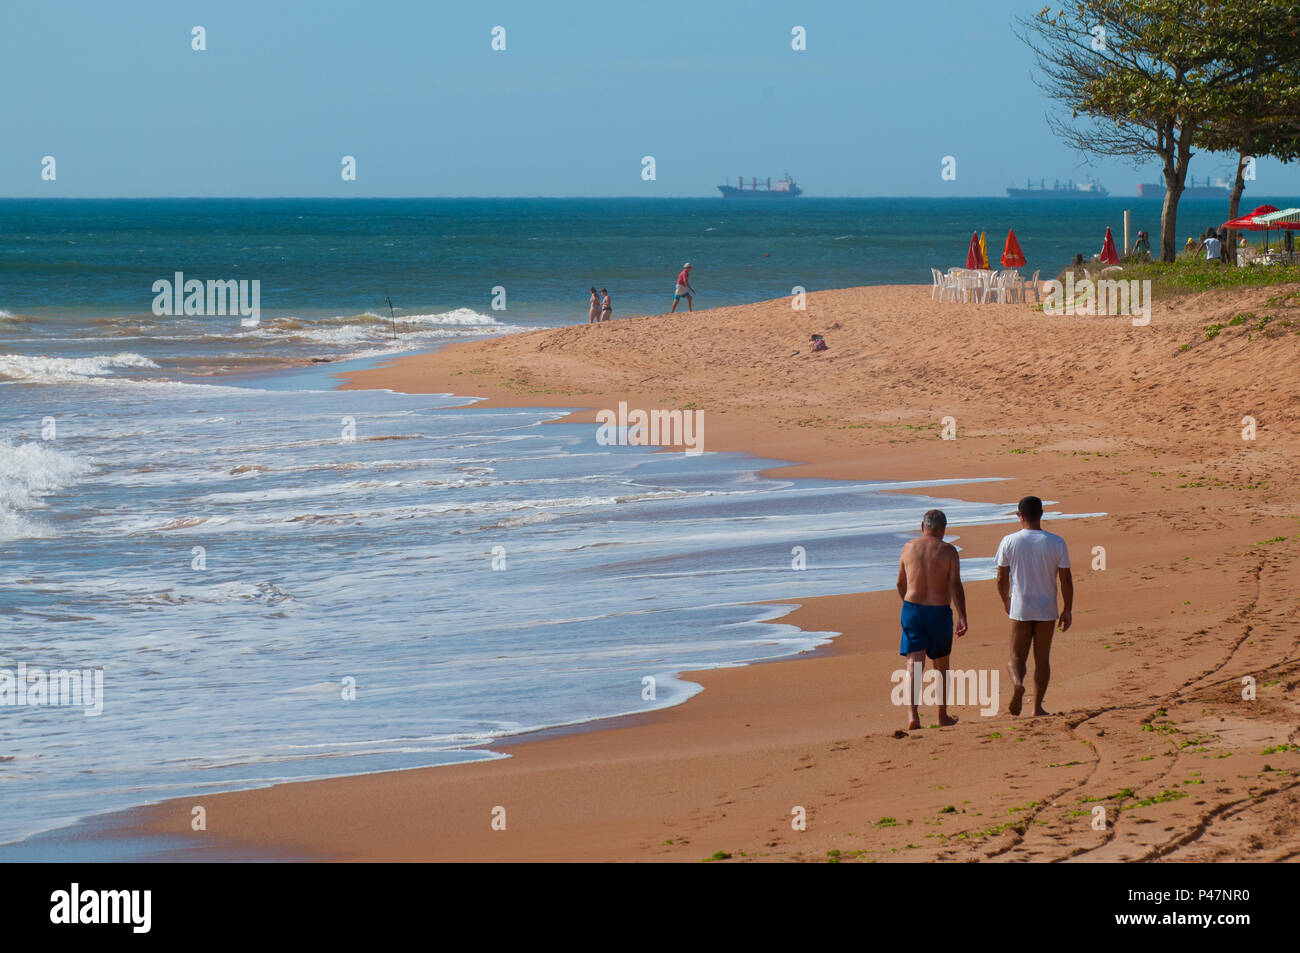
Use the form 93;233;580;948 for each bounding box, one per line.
4;0;1300;198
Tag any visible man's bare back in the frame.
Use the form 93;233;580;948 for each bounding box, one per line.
894;510;968;729
899;535;961;607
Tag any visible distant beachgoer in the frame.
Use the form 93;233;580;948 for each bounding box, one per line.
1185;236;1196;253
589;287;601;325
995;496;1073;718
1201;232;1222;263
600;288;612;321
1133;231;1150;256
670;263;695;313
810;333;827;352
895;509;968;730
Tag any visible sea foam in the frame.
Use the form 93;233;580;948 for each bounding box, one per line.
0;352;159;383
0;440;93;540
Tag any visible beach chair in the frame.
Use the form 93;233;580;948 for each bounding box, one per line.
1004;271;1020;303
979;270;1003;303
980;271;1004;304
1021;270;1041;304
984;271;1017;304
930;268;945;300
944;272;961;302
1005;271;1022;303
957;272;979;303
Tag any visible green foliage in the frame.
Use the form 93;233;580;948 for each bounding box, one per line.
1091;260;1300;298
1019;1;1300;262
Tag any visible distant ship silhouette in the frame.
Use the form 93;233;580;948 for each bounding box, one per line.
718;173;802;198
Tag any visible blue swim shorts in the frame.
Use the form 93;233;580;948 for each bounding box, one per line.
899;600;953;660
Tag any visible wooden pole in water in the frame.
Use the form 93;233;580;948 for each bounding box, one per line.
1124;209;1131;255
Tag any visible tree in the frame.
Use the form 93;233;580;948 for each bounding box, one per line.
1193;5;1300;250
1018;1;1256;261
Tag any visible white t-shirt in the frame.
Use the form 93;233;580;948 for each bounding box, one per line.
1204;237;1221;260
995;528;1070;622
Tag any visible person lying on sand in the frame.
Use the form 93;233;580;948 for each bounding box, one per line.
895;509;968;730
995;495;1073;717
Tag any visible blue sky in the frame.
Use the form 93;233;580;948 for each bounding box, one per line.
5;0;1300;198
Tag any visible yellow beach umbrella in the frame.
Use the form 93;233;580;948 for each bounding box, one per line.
978;231;990;269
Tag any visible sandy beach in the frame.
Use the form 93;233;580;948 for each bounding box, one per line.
127;283;1300;862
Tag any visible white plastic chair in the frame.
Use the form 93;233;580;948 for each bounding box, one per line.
978;270;1001;303
946;271;967;301
957;272;979;303
984;271;1016;304
930;268;945;300
1002;271;1017;303
980;271;1003;304
1021;270;1041;304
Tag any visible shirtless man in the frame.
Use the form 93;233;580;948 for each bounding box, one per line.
895;509;968;729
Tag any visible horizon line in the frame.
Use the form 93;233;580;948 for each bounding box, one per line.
0;193;1266;201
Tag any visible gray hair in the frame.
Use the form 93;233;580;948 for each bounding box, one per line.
922;509;947;531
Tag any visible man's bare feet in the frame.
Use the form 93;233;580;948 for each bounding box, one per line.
1008;685;1025;716
1031;708;1051;717
938;713;959;727
907;717;921;730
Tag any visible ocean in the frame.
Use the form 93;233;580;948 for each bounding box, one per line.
0;196;1207;851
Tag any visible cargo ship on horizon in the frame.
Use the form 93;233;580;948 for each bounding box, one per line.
718;173;802;198
1006;178;1109;198
1137;176;1234;198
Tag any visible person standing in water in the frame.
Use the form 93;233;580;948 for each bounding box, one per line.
599;288;612;322
588;287;601;325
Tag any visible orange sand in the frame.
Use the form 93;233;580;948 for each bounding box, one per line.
133;284;1300;861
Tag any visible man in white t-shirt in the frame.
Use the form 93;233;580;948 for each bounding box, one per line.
1201;233;1222;262
994;496;1073;717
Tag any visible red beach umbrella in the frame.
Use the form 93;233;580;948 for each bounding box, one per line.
1000;228;1027;267
1222;204;1279;230
1220;205;1300;252
965;231;981;269
1099;227;1120;265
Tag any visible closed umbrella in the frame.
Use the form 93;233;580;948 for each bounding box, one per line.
1099;227;1120;265
979;231;990;269
965;231;981;269
1000;228;1026;267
